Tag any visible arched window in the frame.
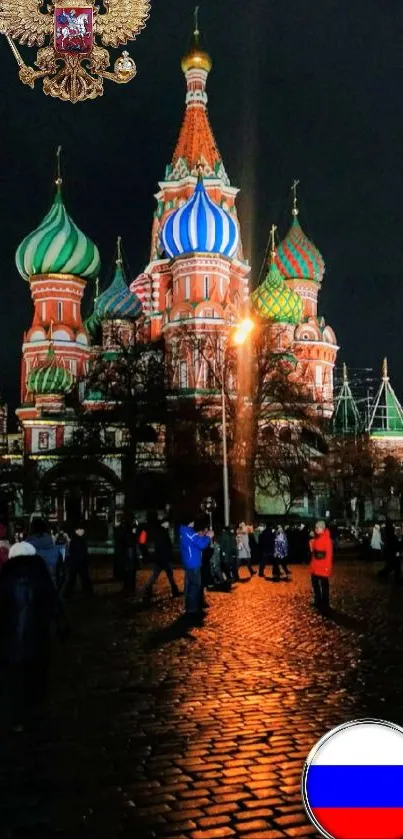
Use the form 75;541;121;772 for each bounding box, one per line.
57;301;63;321
204;276;209;298
185;276;191;300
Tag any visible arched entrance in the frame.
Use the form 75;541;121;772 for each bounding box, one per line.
38;457;122;544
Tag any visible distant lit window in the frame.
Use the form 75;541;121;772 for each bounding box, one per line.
179;361;188;389
38;431;49;450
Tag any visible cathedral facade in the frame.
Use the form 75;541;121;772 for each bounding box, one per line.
4;24;338;527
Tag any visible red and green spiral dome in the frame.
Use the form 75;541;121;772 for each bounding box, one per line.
276;216;325;284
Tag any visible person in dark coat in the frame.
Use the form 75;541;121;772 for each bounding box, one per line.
0;541;67;731
220;527;238;581
63;525;93;598
258;523;274;577
378;520;401;583
121;522;139;594
141;520;180;599
113;518;126;581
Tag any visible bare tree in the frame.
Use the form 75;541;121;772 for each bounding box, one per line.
70;325;167;520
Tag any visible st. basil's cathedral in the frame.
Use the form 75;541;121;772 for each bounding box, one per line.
2;22;400;529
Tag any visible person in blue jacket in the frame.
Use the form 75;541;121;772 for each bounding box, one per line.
180;516;212;616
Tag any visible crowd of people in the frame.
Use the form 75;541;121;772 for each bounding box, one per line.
0;510;401;733
179;517;333;622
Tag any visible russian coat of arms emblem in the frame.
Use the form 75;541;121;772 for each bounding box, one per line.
0;0;150;103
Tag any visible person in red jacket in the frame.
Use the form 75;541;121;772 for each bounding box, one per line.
309;520;333;615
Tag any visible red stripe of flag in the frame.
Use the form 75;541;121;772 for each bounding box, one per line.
313;807;403;839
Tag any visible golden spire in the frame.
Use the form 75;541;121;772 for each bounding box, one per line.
194;5;200;42
181;7;212;74
117;235;122;265
292;179;300;217
382;357;389;381
269;224;278;260
55;146;62;191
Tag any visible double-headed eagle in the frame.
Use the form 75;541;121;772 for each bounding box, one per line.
0;0;150;102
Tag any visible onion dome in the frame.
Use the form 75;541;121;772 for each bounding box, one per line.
16;182;101;282
94;239;142;321
27;351;74;395
276;190;324;284
181;10;212;73
161;174;239;259
84;308;102;340
251;254;303;325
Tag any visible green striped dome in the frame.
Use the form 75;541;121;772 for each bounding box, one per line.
251;259;303;325
16;186;101;281
27;356;74;395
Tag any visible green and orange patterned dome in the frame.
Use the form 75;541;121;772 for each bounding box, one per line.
27;351;74;395
16;183;101;282
251;257;303;325
276;212;325;285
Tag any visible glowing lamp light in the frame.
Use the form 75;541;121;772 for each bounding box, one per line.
233;318;254;346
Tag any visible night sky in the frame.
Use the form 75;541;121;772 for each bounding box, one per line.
0;0;402;419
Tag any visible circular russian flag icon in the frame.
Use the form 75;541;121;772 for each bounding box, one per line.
302;719;403;839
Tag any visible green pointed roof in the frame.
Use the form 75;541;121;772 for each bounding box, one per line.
16;183;101;282
368;359;403;437
251;256;303;325
333;364;361;435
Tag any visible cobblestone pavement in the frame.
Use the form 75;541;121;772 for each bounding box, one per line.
1;560;403;839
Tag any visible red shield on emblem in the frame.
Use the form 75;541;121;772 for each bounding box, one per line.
54;6;93;55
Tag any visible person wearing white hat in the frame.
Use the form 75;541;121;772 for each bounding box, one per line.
0;540;67;732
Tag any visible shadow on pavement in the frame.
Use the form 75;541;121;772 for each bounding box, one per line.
143;613;203;649
325;609;363;631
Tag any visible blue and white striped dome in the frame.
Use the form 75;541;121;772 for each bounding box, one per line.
161;176;239;259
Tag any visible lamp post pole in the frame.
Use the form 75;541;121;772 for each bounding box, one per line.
221;370;230;528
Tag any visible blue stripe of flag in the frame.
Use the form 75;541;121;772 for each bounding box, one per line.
306;766;403;808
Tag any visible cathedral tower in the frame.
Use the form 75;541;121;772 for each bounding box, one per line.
276;184;338;416
16;156;100;451
130;12;250;355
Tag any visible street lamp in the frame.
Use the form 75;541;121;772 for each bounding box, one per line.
222;318;254;527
